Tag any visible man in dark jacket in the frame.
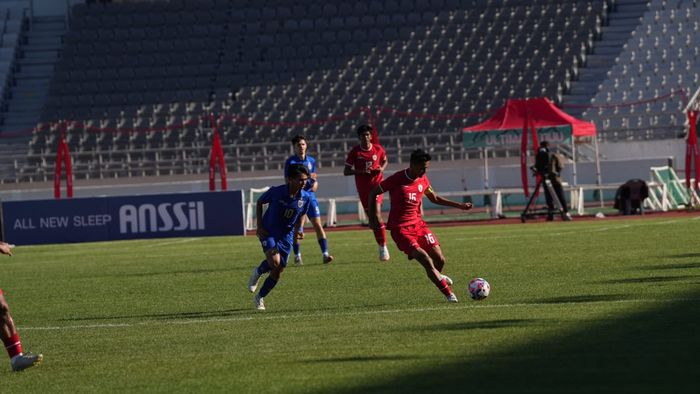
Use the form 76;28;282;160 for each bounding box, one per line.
534;141;572;221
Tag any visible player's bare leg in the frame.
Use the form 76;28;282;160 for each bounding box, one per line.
311;217;333;264
293;217;306;265
411;248;457;302
368;204;390;262
427;246;452;284
1;293;42;371
252;249;285;311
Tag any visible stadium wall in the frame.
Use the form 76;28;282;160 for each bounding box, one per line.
0;144;682;204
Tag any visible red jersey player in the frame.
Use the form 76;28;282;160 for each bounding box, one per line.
0;242;43;371
344;125;390;261
368;150;473;302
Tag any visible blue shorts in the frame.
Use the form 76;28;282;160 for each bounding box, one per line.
306;195;321;220
260;235;293;267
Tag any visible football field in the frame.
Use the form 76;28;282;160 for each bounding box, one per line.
2;215;699;392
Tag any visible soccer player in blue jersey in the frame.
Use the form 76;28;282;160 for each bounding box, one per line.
247;164;318;310
283;135;333;265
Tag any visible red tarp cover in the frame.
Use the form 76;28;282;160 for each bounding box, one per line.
463;97;596;136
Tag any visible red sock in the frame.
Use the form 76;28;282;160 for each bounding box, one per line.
3;332;22;358
373;224;387;246
436;278;453;297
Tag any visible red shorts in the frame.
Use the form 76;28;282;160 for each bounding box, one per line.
390;221;440;256
358;188;384;212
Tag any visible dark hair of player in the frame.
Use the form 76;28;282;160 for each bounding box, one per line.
291;135;306;145
356;124;373;136
287;163;310;179
410;149;431;165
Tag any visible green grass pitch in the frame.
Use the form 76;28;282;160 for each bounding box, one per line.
1;216;699;393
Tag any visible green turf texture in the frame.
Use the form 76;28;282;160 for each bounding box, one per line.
1;216;699;393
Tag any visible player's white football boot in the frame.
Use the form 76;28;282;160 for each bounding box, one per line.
323;254;334;264
253;294;265;311
294;255;303;266
379;245;390;262
248;267;261;293
11;352;43;372
441;274;454;286
446;293;458;303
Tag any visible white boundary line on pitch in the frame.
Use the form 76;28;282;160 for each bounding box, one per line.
20;297;700;331
143;238;201;248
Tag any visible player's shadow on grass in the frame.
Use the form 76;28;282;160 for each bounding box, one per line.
82;266;250;279
602;274;700;284
60;308;252;322
323;288;700;393
638;262;700;270
303;355;418;363
532;294;630;304
427;319;548;331
667;252;700;258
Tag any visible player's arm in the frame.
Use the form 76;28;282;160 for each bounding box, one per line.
373;150;388;175
343;164;356;176
377;156;388;173
367;185;385;229
255;199;268;238
0;242;13;256
308;172;318;192
425;186;472;210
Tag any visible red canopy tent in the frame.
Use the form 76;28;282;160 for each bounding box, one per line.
463;97;598;196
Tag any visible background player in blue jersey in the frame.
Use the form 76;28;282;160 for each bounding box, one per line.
247;164;317;310
284;135;333;265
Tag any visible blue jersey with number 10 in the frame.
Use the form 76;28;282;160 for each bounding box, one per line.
259;185;318;238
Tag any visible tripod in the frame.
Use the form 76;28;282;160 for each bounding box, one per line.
520;176;565;223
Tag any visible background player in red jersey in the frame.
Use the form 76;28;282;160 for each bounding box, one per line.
344;125;390;261
0;242;43;371
368;150;473;302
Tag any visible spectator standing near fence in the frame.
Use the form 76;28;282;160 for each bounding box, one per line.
284;135;333;265
0;242;43;371
344;125;391;262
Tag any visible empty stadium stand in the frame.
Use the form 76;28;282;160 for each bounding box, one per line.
581;0;700;141
0;0;695;183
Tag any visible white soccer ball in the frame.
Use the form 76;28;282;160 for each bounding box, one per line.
468;278;490;300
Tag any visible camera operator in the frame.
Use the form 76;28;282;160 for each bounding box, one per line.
533;141;572;221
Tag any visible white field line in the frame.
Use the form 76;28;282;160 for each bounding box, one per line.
20;297;700;331
143;238;201;248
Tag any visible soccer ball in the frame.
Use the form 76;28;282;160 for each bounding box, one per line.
468;278;490;300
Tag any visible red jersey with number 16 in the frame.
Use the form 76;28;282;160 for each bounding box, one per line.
345;143;387;195
379;169;431;229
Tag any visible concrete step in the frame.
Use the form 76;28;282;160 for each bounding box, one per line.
17;51;58;66
594;46;625;56
15;64;54;75
600;30;636;41
569;84;598;96
585;55;617;68
6;97;45;109
30;20;66;32
15;77;50;89
26;34;62;47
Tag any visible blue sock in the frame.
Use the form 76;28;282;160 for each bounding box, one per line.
259;277;278;298
257;260;270;274
318;238;328;254
293;242;300;256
